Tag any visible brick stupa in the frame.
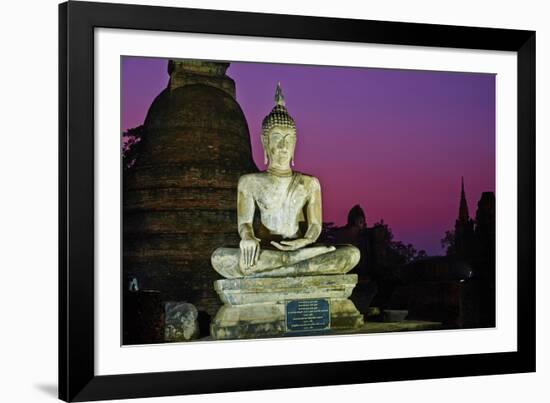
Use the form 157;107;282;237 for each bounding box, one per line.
123;60;257;317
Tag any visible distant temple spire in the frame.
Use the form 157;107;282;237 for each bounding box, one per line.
454;176;475;259
458;176;470;222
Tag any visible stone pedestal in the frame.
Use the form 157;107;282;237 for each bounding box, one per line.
211;274;364;340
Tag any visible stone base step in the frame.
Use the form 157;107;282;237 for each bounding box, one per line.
214;274;358;305
211;298;364;340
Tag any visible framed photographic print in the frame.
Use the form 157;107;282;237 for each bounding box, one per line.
59;1;535;401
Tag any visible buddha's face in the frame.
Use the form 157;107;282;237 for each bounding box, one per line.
262;126;297;168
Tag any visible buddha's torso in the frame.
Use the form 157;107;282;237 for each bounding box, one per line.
241;171;316;239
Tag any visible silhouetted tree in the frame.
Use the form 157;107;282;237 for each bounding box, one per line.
122;125;146;170
415;249;428;260
372;220;426;265
441;229;456;256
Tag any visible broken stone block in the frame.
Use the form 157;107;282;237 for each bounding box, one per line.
164;302;200;342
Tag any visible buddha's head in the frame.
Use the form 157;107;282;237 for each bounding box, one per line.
261;83;297;169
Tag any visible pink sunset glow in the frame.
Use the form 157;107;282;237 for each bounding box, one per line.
122;57;495;255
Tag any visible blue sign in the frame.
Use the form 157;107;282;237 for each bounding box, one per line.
285;299;330;333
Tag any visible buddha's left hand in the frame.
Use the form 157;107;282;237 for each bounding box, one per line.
271;238;312;251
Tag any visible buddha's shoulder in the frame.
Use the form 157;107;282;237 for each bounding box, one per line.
238;171;320;187
237;172;266;187
295;172;321;189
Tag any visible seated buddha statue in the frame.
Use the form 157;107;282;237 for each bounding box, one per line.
211;83;360;279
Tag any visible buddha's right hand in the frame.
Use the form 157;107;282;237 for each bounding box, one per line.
239;237;260;271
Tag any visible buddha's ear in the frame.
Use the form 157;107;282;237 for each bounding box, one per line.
261;135;269;165
291;130;297;166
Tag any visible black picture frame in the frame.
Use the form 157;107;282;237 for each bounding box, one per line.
59;1;536;401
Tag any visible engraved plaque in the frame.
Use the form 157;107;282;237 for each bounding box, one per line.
285;299;330;333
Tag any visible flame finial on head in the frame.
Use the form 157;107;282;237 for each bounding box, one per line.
274;81;286;107
262;82;296;135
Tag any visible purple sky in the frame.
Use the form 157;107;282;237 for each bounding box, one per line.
122;57;495;255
